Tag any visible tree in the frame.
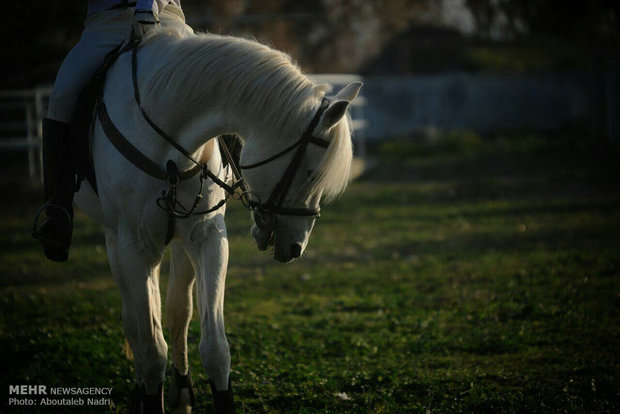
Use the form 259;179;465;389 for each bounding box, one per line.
466;0;620;43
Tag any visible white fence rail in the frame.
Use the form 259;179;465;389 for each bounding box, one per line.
0;75;368;182
0;85;51;181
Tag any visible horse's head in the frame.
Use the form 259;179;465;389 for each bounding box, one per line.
240;82;363;262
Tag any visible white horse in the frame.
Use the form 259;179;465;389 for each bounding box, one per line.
74;19;361;414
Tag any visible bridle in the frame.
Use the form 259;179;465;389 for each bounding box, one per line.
96;41;332;241
236;98;331;234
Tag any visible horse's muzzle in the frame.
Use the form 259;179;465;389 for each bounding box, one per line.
250;224;272;251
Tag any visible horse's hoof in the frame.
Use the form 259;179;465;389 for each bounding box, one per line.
209;379;236;414
170;389;193;414
131;383;164;414
169;365;196;413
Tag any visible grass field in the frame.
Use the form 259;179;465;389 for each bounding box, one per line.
1;133;619;413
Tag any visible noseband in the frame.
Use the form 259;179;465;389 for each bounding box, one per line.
236;98;331;231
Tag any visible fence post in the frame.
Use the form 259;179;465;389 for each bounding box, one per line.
607;57;619;142
26;103;37;180
35;88;46;183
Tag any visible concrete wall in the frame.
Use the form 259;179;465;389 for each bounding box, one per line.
353;72;608;140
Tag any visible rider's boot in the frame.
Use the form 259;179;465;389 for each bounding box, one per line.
32;118;75;262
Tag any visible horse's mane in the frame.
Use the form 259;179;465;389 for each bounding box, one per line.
138;24;352;202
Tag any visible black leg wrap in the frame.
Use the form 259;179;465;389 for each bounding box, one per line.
169;365;197;408
209;378;236;414
131;383;164;414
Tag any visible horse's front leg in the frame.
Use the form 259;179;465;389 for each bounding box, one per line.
183;215;236;414
167;241;197;414
104;226;167;414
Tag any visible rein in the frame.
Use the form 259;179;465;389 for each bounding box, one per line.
128;45;245;218
97;42;243;223
97;40;332;243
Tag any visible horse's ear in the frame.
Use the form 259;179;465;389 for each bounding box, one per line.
318;101;350;131
317;81;363;131
332;82;363;102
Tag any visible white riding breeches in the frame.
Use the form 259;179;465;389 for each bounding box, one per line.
47;5;187;123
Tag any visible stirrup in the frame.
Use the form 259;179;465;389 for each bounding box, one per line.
32;200;72;239
32;200;73;262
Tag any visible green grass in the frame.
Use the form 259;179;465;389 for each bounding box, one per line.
1;134;619;413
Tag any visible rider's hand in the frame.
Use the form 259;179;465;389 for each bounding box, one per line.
133;10;160;40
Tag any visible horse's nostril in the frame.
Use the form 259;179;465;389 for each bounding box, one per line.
290;243;302;258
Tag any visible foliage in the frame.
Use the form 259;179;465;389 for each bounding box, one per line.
4;1;617;86
466;0;620;43
0;1;86;87
377;130;484;158
1;134;620;412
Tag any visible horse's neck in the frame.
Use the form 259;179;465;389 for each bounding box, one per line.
166;92;303;164
137;45;313;163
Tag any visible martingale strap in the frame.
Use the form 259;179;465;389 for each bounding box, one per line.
97;43;241;190
126;46;241;195
95;41;244;245
97;101;202;182
131;48;204;168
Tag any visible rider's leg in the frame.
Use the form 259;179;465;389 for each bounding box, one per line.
159;3;193;36
46;9;133;122
32;119;75;262
33;9;133;261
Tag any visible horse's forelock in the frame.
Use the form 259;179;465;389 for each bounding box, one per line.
303;115;353;203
